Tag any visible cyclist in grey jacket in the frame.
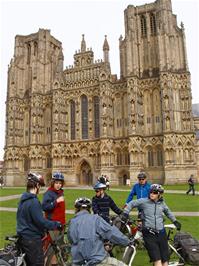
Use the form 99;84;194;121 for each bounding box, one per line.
68;197;129;266
122;184;181;266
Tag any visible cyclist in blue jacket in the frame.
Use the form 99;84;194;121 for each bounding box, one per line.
125;172;151;204
68;197;129;266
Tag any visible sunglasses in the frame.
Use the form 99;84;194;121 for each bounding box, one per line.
139;178;145;181
95;190;100;193
150;191;159;195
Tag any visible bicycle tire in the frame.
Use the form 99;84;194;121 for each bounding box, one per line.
45;246;56;266
0;259;11;266
45;244;71;266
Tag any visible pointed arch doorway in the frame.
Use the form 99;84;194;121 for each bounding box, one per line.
79;160;93;185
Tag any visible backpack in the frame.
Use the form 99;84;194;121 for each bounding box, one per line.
174;231;199;265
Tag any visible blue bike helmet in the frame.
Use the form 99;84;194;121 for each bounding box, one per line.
93;181;106;190
52;172;64;181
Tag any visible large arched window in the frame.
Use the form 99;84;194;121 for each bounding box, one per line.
70;100;76;140
150;13;157;35
141;15;147;37
81;95;88;139
93;96;100;138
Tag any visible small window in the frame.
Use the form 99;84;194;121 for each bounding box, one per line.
147;117;151;124
70;100;76;140
141;15;147;37
155;116;160;123
148;149;154;166
150;13;157;35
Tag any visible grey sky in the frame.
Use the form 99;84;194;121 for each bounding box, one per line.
0;0;198;160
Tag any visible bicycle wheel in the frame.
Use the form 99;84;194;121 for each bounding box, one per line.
45;245;55;266
168;244;185;266
0;259;10;266
45;244;71;266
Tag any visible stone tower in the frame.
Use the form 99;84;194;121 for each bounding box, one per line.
4;29;63;185
3;0;197;186
119;0;196;182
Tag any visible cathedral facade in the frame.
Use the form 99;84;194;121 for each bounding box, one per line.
3;0;198;186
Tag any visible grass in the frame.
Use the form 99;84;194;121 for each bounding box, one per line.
0;211;198;266
1;186;198;265
0;188;25;197
1;189;198;212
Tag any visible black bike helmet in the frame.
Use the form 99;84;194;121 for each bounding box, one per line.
150;184;164;194
74;197;92;209
27;172;45;187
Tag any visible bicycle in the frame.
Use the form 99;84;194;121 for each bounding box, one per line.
43;230;71;266
112;215;186;266
165;224;185;266
0;235;26;266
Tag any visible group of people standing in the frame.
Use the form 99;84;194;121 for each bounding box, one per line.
16;171;183;266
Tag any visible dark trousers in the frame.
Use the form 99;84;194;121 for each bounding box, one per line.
186;185;195;195
20;237;44;266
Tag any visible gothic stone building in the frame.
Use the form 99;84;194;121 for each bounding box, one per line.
3;0;198;186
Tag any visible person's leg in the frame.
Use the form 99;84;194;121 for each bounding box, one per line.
21;238;44;266
143;231;161;264
153;261;163;266
187;185;191;194
158;231;169;266
192;185;195;195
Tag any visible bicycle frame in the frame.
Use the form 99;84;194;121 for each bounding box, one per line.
43;230;71;266
165;224;185;266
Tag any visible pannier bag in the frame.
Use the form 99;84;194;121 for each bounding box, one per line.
174;231;199;265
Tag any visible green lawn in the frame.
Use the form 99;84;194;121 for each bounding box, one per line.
0;211;198;266
1;189;198;212
0;187;25;197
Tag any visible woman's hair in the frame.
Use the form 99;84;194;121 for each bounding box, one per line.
50;179;64;188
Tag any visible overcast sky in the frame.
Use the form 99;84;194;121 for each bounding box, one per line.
0;0;198;161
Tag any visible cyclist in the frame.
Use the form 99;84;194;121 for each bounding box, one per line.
125;172;151;203
92;181;123;223
68;197;129;266
42;172;66;266
122;184;181;266
42;172;66;225
17;172;62;266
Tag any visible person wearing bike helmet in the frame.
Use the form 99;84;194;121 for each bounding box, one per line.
92;180;123;223
68;197;129;266
42;172;66;225
17;172;62;266
122;184;181;266
125;172;151;204
41;172;66;266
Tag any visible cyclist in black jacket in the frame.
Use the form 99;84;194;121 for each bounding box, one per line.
92;181;123;223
